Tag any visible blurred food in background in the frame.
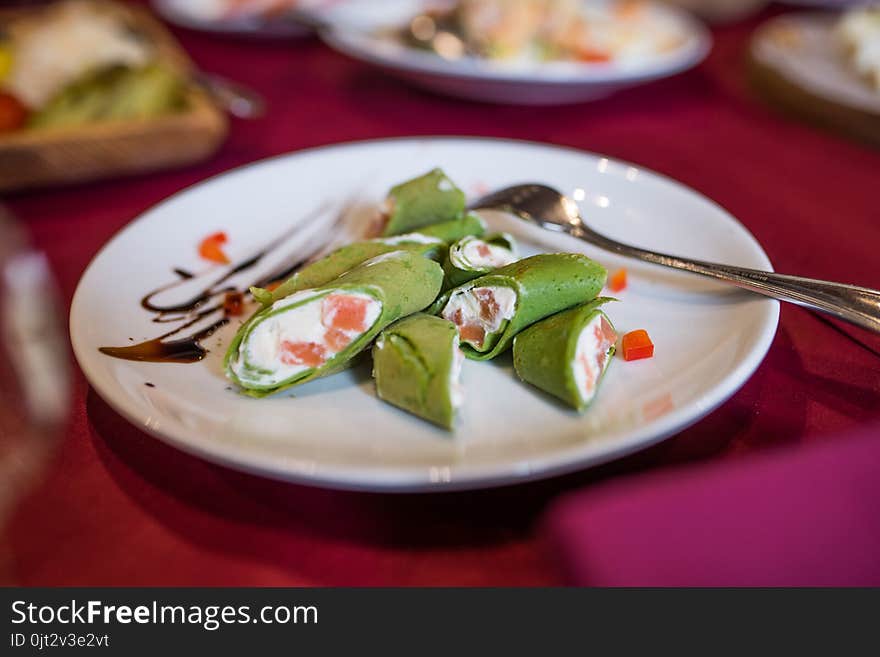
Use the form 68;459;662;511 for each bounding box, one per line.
749;9;880;149
836;5;880;91
320;0;709;105
0;0;187;133
0;0;227;192
402;0;689;65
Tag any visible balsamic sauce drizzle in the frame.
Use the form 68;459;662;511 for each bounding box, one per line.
99;204;342;364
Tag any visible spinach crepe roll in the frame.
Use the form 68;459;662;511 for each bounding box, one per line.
253;215;488;307
440;254;607;361
252;234;444;306
226;251;443;397
442;233;518;289
415;212;486;242
380;168;467;236
513;299;617;411
372;314;464;430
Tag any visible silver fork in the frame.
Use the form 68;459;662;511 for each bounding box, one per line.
470;184;880;334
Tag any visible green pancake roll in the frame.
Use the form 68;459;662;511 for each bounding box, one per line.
251;213;487;307
226;251;444;397
380;168;467;236
442;232;518;289
372;314;463;430
439;253;607;361
414;212;486;242
251;234;444;306
512;299;618;411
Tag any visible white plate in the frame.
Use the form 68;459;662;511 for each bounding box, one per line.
317;0;711;105
151;0;314;38
71;137;778;492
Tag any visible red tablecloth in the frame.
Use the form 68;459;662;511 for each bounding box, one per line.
6;5;880;586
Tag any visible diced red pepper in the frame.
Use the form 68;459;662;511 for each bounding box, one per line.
0;92;28;134
198;231;230;265
621;329;654;361
223;291;244;317
608;269;627;293
577;47;611;63
615;0;644;20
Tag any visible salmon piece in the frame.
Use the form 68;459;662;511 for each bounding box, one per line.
325;327;352;352
474;288;500;322
599;316;617;343
460;323;486;345
579;352;597;394
594;316;618;371
322;294;370;332
596;349;608;373
593;316;617;372
476;243;492;258
447;307;485;346
280;341;326;367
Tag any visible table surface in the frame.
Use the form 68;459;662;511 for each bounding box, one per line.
7;4;880;586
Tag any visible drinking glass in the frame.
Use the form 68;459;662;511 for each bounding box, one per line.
0;204;69;582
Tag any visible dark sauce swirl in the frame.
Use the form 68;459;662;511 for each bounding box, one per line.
100;204;340;364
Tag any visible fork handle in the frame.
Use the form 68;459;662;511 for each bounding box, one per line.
572;228;880;334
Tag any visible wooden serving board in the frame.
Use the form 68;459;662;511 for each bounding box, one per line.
0;1;228;193
749;13;880;149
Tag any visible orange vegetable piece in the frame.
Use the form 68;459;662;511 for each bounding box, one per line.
280;341;326;367
0;92;27;134
621;329;654;361
577;47;611;63
608;269;627;293
322;295;370;332
198;231;230;264
615;0;644;20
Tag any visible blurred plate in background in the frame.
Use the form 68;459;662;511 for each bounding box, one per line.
750;13;880;147
151;0;324;38
317;0;712;105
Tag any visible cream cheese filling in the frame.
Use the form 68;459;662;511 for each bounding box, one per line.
572;313;617;405
231;290;381;387
372;233;444;246
449;338;465;410
458;238;517;270
442;285;517;348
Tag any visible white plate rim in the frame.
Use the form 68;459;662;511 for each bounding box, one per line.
151;0;311;37
70;136;779;493
317;1;713;85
